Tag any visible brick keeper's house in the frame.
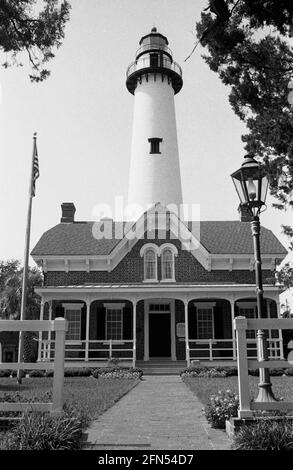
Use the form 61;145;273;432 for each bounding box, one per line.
30;28;287;372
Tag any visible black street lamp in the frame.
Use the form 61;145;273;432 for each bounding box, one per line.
231;154;276;403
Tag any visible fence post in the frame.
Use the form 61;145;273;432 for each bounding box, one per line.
52;317;67;415
234;316;253;418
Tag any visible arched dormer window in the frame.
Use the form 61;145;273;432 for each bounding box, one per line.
159;244;177;282
145;249;156;280
140;244;159;282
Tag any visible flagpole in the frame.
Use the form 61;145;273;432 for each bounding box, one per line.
17;133;38;384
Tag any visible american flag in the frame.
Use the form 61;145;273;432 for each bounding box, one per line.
31;134;39;197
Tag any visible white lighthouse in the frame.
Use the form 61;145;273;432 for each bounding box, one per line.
126;28;183;215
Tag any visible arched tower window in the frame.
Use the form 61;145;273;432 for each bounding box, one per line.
161;248;175;281
144;248;157;281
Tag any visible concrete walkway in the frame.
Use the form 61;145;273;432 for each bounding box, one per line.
83;376;231;450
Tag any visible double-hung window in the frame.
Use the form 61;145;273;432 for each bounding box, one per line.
104;303;125;340
195;303;215;340
62;303;82;342
161;248;174;281
144;248;157;281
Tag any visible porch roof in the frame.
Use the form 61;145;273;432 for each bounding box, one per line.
35;283;282;300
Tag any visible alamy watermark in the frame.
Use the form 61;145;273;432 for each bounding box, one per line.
91;197;201;251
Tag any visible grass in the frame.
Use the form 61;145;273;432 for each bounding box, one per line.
183;376;293;405
0;376;140;422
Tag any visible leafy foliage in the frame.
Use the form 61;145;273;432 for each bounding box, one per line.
204;389;239;428
0;0;71;81
195;1;293;285
0;259;43;362
0;407;82;450
232;418;293;450
0;259;42;320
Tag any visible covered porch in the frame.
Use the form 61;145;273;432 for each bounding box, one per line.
35;284;283;367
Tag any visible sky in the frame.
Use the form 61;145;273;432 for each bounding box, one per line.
0;0;292;266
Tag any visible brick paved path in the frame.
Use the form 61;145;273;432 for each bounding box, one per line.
83;376;231;450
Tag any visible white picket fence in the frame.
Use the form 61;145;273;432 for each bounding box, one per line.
0;318;68;415
234;317;293;418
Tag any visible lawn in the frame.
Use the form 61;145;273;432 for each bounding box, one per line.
0;376;140;422
183;376;293;405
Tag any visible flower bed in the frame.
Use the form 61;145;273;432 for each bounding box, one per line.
92;366;143;379
180;366;238;378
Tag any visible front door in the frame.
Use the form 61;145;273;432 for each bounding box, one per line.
149;312;171;357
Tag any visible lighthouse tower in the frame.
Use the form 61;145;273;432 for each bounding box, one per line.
126;28;183;214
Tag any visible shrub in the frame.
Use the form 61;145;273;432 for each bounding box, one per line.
248;369;259;376
204;389;239;428
232;418;293;450
0;408;83;450
44;368;93;377
269;368;286;376
28;370;46;378
92;366;143;379
219;367;238;377
45;370;54;377
64;368;92;377
0;370;11;378
284;368;293;376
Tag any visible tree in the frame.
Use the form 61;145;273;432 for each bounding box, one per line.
0;259;43;361
0;0;71;81
193;0;293;286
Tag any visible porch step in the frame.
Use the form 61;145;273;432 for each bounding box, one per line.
136;360;187;376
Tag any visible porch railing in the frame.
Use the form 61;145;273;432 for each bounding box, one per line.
187;337;283;364
39;339;136;367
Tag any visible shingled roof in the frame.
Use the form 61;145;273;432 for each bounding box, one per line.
31;220;287;257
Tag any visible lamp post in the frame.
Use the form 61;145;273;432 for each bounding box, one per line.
231;154;276;403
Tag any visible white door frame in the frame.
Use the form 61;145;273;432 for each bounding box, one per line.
144;299;176;361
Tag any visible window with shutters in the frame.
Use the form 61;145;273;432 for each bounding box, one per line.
105;307;123;340
194;303;216;340
62;304;82;342
197;308;214;339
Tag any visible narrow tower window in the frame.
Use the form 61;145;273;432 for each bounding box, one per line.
148;137;162;154
150;53;159;67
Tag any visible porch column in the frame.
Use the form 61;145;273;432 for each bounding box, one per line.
85;300;91;362
184;300;190;367
230;299;237;360
133;300;137;367
47;301;53;360
38;300;45;362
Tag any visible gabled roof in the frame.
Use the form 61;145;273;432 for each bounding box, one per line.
31;220;287;257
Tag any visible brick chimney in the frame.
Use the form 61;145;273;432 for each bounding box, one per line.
61;203;76;223
238;204;253;222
